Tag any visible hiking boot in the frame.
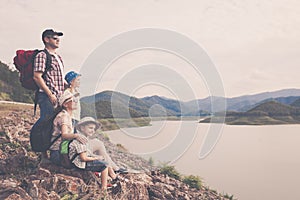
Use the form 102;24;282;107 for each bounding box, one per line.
95;172;101;177
111;177;120;185
107;183;118;189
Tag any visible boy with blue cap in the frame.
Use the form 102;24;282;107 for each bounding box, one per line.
64;71;81;129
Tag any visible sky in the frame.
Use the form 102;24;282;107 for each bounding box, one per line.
0;0;299;100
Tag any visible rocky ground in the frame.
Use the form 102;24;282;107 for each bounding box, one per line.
0;105;233;200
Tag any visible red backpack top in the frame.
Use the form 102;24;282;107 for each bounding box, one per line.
13;49;51;90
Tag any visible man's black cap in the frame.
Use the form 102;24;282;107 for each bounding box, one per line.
42;29;63;39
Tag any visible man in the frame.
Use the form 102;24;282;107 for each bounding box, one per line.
33;29;65;162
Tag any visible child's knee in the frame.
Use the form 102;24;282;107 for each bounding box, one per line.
102;167;108;174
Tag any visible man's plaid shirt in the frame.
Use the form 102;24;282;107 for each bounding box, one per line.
34;50;64;97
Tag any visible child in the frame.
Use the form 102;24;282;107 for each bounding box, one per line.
50;91;87;165
69;117;118;190
74;117;118;182
64;71;81;129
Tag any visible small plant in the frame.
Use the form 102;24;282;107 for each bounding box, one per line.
183;175;202;189
223;193;237;200
8;141;21;149
160;164;181;180
148;157;154;166
116;143;128;152
61;194;78;200
102;132;110;141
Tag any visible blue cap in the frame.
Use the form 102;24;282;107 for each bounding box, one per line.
65;71;81;84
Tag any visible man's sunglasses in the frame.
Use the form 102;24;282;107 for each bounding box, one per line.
48;36;59;40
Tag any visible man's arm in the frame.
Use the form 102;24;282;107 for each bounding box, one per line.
60;124;88;144
33;72;57;105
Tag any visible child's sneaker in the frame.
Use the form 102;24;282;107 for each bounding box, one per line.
107;183;118;189
94;172;101;177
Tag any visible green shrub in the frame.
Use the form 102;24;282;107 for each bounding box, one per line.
183;175;202;189
223;193;237;200
160;165;181;180
61;194;78;200
148;157;154;166
102;132;110;141
116;143;128;152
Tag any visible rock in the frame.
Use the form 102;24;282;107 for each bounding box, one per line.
0;179;18;188
55;174;87;194
0;186;33;200
48;191;60;200
4;193;24;200
37;168;51;177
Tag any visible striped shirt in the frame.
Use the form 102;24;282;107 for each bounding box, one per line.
69;134;93;169
34;50;65;97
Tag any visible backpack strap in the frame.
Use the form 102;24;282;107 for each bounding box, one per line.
42;49;52;77
50;134;61;147
46;107;63;148
33;49;52;115
68;140;79;162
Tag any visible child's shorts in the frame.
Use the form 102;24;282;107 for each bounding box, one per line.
85;160;108;172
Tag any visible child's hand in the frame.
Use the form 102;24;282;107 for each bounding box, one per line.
75;134;88;144
94;155;104;160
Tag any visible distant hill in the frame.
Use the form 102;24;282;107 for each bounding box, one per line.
241;96;300;112
266;96;300;105
247;101;300;116
0;61;35;103
290;98;300;107
187;89;300;113
141;95;181;115
200;101;300;125
81;91;176;118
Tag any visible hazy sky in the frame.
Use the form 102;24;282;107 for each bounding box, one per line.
1;0;299;100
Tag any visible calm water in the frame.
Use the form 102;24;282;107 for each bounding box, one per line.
106;121;300;200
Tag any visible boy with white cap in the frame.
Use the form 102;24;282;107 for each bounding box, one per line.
68;117;113;190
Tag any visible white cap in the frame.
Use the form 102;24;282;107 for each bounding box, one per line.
76;117;101;131
59;90;73;106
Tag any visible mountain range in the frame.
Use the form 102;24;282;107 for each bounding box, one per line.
80;89;300;119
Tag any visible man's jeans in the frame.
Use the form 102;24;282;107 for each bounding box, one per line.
36;92;55;122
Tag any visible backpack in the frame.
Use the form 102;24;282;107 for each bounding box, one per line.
60;140;79;169
13;49;51;90
30;107;62;152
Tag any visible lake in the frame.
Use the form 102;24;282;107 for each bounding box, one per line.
106;121;300;200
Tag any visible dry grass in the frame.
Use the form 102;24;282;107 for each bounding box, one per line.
0;102;34;115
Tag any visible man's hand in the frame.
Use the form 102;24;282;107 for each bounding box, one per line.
34;71;56;105
48;93;57;105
